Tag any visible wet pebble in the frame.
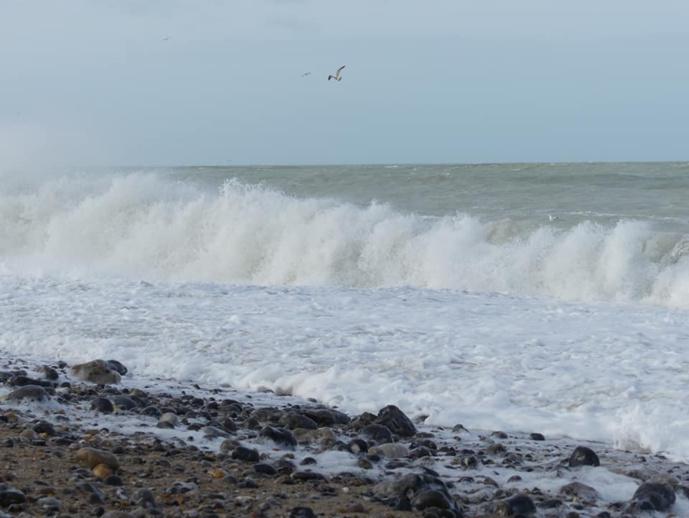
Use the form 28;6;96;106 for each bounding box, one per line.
41;366;59;381
112;395;138;411
281;412;318;430
231;446;260;462
91;397;114;413
369;443;409;459
140;405;161;418
376;405;416;437
71;360;121;384
559;481;600;503
362;424;393;444
254;463;278;476
0;485;26;507
375;473;458;514
221;417;237;432
8;375;53;387
486;443;507;455
105;360;128;375
33;420;56;435
260;425;297;448
568;446;600;467
302;408;350;427
494;494;536;516
203;425;231;439
412;489;454;510
6;385;49;402
157;412;178;429
631;481;676;512
292;471;326;482
289;507;316;518
238;477;259;489
357;458;374;470
348;438;369;454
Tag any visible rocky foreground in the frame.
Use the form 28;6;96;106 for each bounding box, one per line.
1;357;688;517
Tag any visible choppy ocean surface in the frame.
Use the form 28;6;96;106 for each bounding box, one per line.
2;163;689;458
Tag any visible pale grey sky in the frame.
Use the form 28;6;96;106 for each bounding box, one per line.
1;0;687;166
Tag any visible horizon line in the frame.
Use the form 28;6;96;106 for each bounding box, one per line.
79;159;689;169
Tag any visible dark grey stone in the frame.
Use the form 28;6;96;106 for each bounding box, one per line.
302;408;350;426
362;424;393;443
33;420;56;435
568;446;600;467
6;385;49;402
376;405;416;437
9;375;53;387
112;396;138;410
281;412;318;430
203;426;231;439
559;481;600;503
260;425;297;448
412;489;453;510
141;405;161;418
91;397;114;413
41;366;59;381
632;482;676;511
0;485;26;507
292;471;326;481
106;359;128;375
253;463;278;476
494;494;536;516
348;438;369;454
232;446;260;462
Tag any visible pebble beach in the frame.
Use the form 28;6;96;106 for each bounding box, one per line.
2;355;689;517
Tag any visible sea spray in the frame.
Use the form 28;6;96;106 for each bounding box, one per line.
0;171;688;307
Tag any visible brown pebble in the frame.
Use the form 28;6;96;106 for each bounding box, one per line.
208;467;226;479
92;463;113;480
75;447;119;470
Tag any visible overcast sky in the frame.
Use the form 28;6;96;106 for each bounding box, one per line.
1;0;687;166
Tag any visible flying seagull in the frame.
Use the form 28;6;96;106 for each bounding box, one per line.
328;65;346;81
301;72;311;77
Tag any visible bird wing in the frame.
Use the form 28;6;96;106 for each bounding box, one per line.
337;65;346;74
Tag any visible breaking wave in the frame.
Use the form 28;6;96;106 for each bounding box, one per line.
1;172;689;308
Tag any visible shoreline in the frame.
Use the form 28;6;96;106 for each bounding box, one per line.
1;355;688;517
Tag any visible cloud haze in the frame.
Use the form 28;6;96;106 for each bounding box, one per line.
1;0;687;166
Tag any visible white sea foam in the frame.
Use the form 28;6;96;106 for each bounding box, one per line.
2;169;689;462
2;275;689;460
1;171;688;308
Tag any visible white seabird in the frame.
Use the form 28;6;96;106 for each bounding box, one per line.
328;65;346;81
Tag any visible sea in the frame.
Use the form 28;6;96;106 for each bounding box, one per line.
2;162;689;459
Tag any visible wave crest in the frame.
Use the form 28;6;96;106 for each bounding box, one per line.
2;172;689;307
